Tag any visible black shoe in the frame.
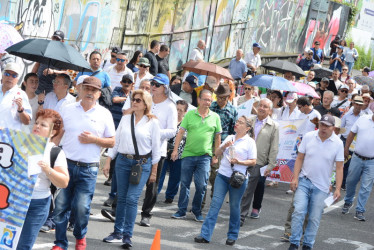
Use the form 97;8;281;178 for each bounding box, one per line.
104;178;112;186
194;236;209;243
67;223;74;232
288;243;299;250
302;245;312;250
103;197;114;207
164;198;173;204
226;239;235;246
140;216;150;227
101;209;115;222
240;218;245;227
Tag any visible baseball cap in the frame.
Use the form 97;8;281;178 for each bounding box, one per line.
76;75;89;86
304;48;310;53
362;67;370;73
335;35;341;40
339;84;349;90
285;92;298;103
184;75;198;88
321;77;330;83
319;114;335;127
314;41;320;45
253;43;261;49
352;95;364;105
121;74;134;83
82;76;101;90
111;47;121;54
205;76;219;90
52;30;64;41
307;49;313;54
4;63;21;76
152;73;169;85
137;57;150;67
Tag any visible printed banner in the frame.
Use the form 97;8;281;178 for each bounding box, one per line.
0;128;47;250
267;119;306;183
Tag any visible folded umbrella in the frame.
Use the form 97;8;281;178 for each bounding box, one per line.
6;39;91;72
291;81;319;98
244;74;297;92
354;76;374;91
262;60;306;78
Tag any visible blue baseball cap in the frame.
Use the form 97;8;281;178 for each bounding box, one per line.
253;43;261;48
184;75;198;88
152;73;169;85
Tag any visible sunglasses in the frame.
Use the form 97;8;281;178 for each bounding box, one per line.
111;54;117;58
139;64;148;68
151;81;162;88
245;87;252;90
4;72;18;78
116;58;126;62
342;69;348;71
122;80;132;84
340;89;348;93
132;98;143;103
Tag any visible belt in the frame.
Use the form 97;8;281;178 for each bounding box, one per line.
121;152;152;161
354;152;374;161
67;159;99;167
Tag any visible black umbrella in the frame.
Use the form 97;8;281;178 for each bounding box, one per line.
312;67;333;80
262;60;306;78
354;76;374;90
6;39;91;72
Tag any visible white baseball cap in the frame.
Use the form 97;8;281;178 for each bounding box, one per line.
4;62;21;76
285;92;298;103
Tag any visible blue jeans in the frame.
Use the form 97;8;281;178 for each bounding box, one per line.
290;177;328;248
53;161;99;249
344;154;374;213
346;61;355;75
200;173;247;241
114;154;151;237
158;159;182;200
177;155;211;216
17;196;51;250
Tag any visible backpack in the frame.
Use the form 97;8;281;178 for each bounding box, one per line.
49;146;62;197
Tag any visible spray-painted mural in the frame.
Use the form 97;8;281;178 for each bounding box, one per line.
1;0;351;75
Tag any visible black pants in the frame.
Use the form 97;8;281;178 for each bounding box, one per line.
252;176;266;210
141;157;165;218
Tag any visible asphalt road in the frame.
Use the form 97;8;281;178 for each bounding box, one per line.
34;172;374;250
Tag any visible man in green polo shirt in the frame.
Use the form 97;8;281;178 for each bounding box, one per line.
170;89;222;222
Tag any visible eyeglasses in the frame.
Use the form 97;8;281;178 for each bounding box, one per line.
132;98;143;103
4;72;18;78
116;58;126;63
151;81;162;88
340;89;348;93
244;87;252;91
139;65;148;68
217;96;229;101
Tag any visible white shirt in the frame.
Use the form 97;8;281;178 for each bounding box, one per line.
32;142;67;199
271;107;283;120
361;107;373;116
344;48;358;63
331;96;350;110
151;98;178;157
298;130;344;193
105;65;134;90
244;52;261;68
218;134;257;178
44;92;76;113
134;71;153;89
22;95;39;132
0;84;32;131
189;48;204;61
341;109;361;139
351;115;374;158
109;114;161;165
101;60;116;72
299;108;321;135
279;106;301;121
61;101;115;163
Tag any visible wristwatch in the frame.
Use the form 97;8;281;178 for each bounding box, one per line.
17;107;24;113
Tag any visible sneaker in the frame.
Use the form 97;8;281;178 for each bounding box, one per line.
250;209;260;219
101;209;115;222
164;198;173;204
288;243;299;250
342;202;353;214
286;190;294;195
280;233;290;242
51;246;64;250
75;237;86;250
122;235;133;248
67;223;74;232
103;197;114;207
341;186;346;191
302;245;312;250
193;213;204;222
171;211;186;219
354;211;366;221
40;225;55;233
140;216;151;227
103;232;123;243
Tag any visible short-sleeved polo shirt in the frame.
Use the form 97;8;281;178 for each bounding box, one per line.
61;101;115;163
75;69;111;88
181;109;222;158
298;130;344;193
351;115;374;158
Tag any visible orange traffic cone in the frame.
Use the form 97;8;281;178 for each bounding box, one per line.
150;229;161;250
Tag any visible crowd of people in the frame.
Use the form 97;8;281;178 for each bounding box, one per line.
0;29;373;250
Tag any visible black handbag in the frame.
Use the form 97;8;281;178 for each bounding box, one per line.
229;163;246;189
129;113;142;185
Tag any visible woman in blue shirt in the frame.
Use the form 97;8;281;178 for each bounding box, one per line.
329;46;345;72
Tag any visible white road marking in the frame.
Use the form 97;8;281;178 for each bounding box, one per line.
238;225;284;239
324;238;374;250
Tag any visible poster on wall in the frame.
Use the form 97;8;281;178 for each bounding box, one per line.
0;128;47;250
267;119;306;183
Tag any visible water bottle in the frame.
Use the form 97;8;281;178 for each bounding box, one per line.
11;92;21;118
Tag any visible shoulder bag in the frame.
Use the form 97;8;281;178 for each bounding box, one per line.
129;113;143;185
